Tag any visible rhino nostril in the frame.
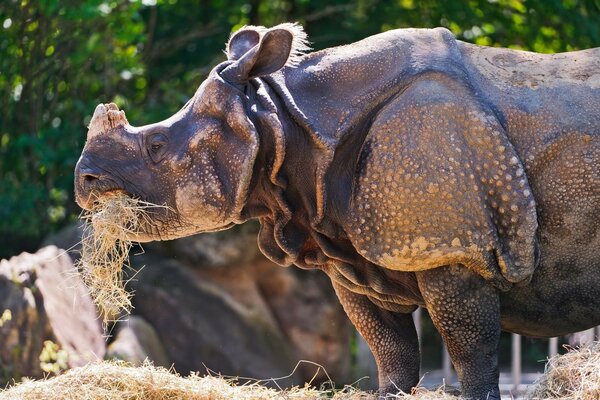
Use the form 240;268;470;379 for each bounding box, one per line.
83;173;99;183
79;169;102;189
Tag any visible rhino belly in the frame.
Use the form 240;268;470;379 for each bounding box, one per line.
499;252;600;337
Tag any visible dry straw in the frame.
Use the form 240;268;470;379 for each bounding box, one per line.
78;194;168;326
6;345;600;400
528;341;600;399
0;360;458;400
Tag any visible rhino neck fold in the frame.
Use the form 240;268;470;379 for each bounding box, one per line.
237;76;424;309
239;76;348;269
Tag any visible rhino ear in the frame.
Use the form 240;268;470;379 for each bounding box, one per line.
221;23;308;83
222;29;293;83
226;27;261;61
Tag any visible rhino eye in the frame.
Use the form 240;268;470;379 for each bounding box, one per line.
147;133;168;163
151;142;163;152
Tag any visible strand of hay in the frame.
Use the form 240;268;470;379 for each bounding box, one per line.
0;360;456;400
528;341;600;399
78;194;168;326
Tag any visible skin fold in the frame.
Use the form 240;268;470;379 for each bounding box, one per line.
75;24;600;399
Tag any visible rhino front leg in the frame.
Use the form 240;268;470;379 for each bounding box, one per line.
332;281;420;395
416;265;501;400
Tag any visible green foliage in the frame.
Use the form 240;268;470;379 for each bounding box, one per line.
1;0;599;258
0;0;147;257
0;309;11;328
39;340;69;374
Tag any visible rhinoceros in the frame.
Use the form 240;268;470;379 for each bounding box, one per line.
74;23;600;399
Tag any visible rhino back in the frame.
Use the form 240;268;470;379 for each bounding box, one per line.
281;27;466;143
458;42;600;149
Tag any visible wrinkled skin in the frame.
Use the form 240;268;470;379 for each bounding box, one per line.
75;24;600;399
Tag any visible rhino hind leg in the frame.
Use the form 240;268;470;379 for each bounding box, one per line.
417;265;501;400
331;281;420;395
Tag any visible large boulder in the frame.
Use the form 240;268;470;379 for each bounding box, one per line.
128;248;355;386
0;246;105;384
154;222;261;269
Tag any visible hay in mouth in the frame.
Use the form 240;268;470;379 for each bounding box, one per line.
78;193;166;326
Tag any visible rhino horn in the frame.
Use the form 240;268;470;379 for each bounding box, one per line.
87;102;129;139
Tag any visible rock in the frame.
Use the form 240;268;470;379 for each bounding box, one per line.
150;223;261;269
255;265;353;383
0;266;47;383
106;315;170;367
0;246;105;383
41;221;85;258
128;253;300;385
128;247;355;387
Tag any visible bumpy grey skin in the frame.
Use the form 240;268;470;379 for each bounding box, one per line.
75;24;600;399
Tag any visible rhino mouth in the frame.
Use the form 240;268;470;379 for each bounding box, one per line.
75;175;194;242
76;192;119;216
78;189;178;243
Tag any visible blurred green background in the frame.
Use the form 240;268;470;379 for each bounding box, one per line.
1;0;600;259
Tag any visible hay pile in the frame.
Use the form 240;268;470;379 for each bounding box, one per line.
0;361;456;400
4;342;600;399
78;194;166;324
528;342;600;399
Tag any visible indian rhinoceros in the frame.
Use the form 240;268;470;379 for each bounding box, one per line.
74;23;600;399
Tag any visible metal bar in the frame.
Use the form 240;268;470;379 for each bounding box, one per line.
512;333;521;391
443;343;453;383
549;337;559;358
412;307;422;346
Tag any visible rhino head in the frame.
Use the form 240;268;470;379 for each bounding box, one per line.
74;23;307;241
